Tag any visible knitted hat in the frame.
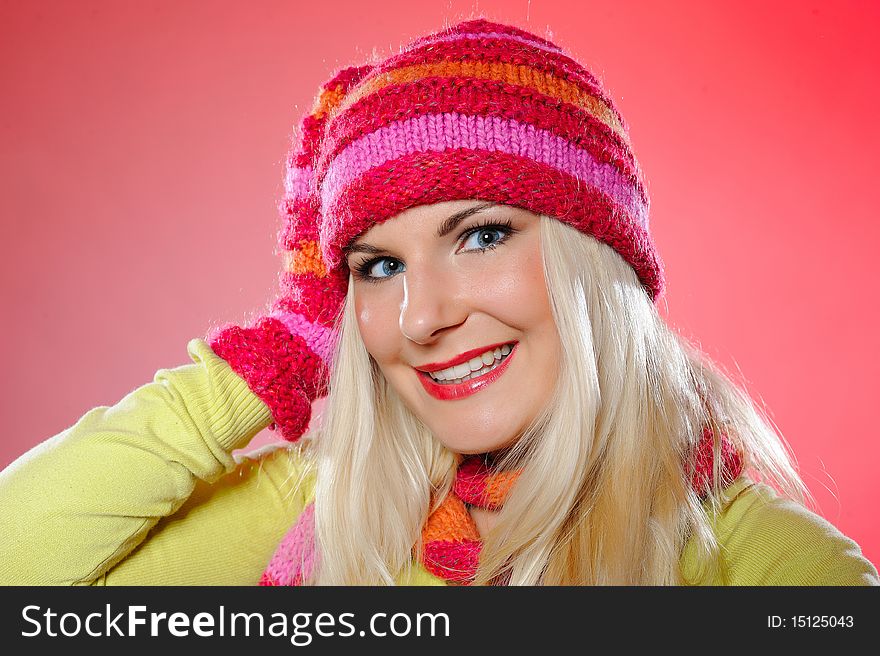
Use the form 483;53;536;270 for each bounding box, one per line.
277;17;665;316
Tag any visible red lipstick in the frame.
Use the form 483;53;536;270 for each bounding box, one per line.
416;342;518;401
414;341;516;373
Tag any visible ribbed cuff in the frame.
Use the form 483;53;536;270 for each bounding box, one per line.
186;338;274;452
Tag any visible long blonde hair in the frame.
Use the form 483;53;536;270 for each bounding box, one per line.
294;214;808;585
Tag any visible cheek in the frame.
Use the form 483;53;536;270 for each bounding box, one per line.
466;246;549;323
354;290;397;361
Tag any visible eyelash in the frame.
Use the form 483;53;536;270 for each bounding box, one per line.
352;219;517;284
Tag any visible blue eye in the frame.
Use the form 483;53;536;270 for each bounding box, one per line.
460;226;506;251
362;258;405;280
352;219;516;284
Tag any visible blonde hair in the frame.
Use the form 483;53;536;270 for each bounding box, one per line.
294;215;808;585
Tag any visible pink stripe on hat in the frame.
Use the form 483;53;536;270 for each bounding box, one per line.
320;113;648;231
284;165;313;201
415;30;564;55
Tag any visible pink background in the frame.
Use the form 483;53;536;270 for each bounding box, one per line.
2;1;878;567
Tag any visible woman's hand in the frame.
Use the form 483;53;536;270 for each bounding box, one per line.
206;65;370;443
206;248;347;442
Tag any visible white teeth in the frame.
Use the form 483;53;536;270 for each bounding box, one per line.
426;344;514;383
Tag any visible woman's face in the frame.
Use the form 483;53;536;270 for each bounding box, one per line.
344;200;561;455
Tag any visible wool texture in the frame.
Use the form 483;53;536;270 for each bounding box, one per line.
208;18;666;441
259;428;743;586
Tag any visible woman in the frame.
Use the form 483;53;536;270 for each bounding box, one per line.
1;18;876;586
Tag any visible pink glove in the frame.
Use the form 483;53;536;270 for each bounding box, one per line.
206;65;372;442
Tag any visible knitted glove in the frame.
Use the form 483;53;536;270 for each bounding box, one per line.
206;65;372;442
205;250;347;443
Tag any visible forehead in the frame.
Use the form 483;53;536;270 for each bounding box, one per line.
353;199;493;241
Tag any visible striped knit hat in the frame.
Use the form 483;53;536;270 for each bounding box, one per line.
276;17;665;319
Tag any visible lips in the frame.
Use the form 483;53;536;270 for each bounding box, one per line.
417;342;518;401
415;341;517;373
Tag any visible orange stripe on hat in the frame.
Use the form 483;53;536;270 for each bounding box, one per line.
332;61;628;145
282;240;328;277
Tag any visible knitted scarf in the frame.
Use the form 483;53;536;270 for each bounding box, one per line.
259;429;742;586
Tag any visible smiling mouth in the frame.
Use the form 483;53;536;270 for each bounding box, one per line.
417;342;518;401
425;345;513;384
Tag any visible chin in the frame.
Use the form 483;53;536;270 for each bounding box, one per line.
436;433;520;456
446;445;494;456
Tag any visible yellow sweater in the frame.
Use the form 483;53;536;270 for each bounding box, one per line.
0;339;876;586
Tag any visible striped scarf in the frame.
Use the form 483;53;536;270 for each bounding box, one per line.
259;428;741;586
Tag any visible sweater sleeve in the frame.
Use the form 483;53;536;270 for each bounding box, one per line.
0;338;315;586
709;479;879;586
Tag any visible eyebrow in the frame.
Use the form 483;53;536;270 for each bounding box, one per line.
343;202;497;257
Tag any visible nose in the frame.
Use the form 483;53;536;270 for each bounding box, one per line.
399;264;467;344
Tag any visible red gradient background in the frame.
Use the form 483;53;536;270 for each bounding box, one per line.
2;1;878;567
